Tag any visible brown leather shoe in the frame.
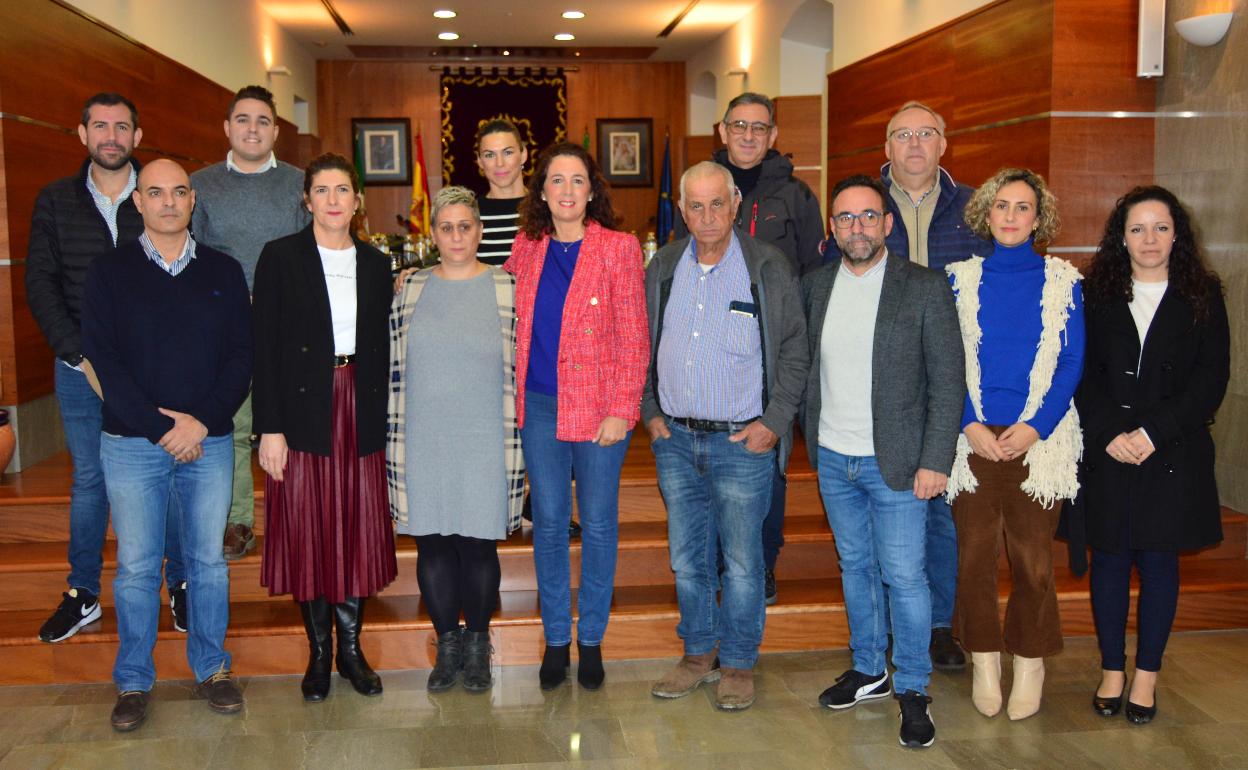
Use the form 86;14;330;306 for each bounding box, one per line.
715;667;756;711
222;524;255;561
194;670;245;714
111;690;149;732
651;652;720;699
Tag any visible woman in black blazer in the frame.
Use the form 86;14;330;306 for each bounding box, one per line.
1069;185;1229;725
252;153;396;702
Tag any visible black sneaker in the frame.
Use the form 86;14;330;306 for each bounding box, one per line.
898;690;936;748
39;588;102;643
819;669;890;709
170;581;188;633
764;569;778;606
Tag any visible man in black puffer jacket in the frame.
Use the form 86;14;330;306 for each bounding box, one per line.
25;92;185;644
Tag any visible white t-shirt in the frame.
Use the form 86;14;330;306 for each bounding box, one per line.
1129;279;1168;366
318;244;358;355
819;256;888;456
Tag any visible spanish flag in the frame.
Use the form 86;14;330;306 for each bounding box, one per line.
409;128;431;236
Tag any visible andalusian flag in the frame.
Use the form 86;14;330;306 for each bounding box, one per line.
409;128;431;236
582;126;591;151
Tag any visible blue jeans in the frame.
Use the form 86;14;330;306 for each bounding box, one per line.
102;434;233;691
654;420;773;670
55;363;184;595
762;466;786;571
520;391;629;647
926;497;958;628
817;447;931;695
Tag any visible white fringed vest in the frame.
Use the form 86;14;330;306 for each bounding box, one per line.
944;256;1083;508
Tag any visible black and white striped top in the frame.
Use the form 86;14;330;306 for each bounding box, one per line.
478;196;523;265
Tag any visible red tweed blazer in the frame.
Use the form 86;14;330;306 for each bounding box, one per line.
505;220;649;441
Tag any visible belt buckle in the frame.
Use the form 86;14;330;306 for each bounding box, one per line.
333;355;350;368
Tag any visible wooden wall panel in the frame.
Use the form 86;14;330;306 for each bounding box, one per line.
316;60;686;237
0;0;300;404
774;95;822;169
826;0;1153;252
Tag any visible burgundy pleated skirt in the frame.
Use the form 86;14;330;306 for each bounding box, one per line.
261;364;397;603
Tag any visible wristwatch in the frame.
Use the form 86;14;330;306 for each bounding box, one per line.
63;352;84;367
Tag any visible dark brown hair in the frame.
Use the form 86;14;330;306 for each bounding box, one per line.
517;142;618;239
228;85;276;120
81;92;139;129
303;153;360;195
1084;185;1220;322
475;118;522;151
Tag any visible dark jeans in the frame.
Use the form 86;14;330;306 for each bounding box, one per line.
761;465;786;571
1090;525;1179;672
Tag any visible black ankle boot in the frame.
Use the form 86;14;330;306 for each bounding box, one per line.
577;642;604;690
539;644;570;690
333;597;383;696
426;628;463;693
298;598;333;702
462;630;494;693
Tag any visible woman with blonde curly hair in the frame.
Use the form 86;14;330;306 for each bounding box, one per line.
944;168;1085;721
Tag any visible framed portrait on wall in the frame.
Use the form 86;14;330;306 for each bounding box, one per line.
352;118;412;186
596;118;652;187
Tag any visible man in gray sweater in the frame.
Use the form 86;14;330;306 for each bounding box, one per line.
800;175;964;748
191;85;310;559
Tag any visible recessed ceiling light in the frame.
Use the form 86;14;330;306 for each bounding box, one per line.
433;10;456;19
502;49;511;56
562;10;585;19
554;33;575;41
438;31;460;40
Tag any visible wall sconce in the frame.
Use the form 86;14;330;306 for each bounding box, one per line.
267;65;292;76
1174;12;1233;46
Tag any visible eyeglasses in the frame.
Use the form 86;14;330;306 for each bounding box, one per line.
724;120;773;137
889;127;941;143
832;210;884;230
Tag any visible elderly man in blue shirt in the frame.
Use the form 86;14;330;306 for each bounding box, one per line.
642;161;808;711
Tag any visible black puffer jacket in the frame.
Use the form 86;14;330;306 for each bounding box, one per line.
675;149;825;277
26;158;143;361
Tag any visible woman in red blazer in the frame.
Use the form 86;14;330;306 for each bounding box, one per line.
505;142;649;691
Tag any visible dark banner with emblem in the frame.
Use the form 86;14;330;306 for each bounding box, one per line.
440;67;567;195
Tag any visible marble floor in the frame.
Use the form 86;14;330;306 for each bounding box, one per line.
1;630;1245;769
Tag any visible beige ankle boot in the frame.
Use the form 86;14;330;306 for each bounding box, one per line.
1007;656;1045;720
971;651;1002;717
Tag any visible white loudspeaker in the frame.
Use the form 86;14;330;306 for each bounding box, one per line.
1138;0;1166;78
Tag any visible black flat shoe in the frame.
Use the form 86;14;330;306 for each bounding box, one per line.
1126;697;1157;724
539;644;570;690
1092;688;1124;716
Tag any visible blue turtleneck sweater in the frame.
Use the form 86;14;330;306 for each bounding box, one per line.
955;238;1085;438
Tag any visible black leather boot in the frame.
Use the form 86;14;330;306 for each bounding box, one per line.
426;627;463;693
299;598;333;702
462;630;494;693
577;642;605;690
539;643;570;690
333;597;383;696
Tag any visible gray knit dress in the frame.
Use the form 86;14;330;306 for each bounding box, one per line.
397;270;507;539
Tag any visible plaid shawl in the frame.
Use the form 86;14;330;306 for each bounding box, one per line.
386;266;524;533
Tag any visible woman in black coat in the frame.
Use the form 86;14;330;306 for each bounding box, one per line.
1070;185;1229;725
252;153;396;701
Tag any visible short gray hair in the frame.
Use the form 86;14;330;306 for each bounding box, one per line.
722;92;775;125
679;161;737;203
885;100;947;139
431;185;480;225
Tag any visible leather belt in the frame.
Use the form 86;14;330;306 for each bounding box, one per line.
333;354;356;368
669;416;760;433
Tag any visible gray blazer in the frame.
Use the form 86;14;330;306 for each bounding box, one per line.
642;229;809;472
800;251;965;491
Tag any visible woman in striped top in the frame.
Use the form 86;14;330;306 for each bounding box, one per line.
475;119;528;265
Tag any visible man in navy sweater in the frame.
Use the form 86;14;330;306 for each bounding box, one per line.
83;159;252;732
824;101;991;672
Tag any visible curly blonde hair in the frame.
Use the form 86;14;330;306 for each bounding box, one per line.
963;168;1061;244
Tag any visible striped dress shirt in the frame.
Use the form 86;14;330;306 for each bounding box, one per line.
657;233;763;422
139;231;197;277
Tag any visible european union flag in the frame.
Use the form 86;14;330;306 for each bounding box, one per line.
656;133;674;246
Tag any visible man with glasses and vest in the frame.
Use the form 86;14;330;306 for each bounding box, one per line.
823;101;991;672
676;92;825;606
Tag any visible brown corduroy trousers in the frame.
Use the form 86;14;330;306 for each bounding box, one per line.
952;435;1064;658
